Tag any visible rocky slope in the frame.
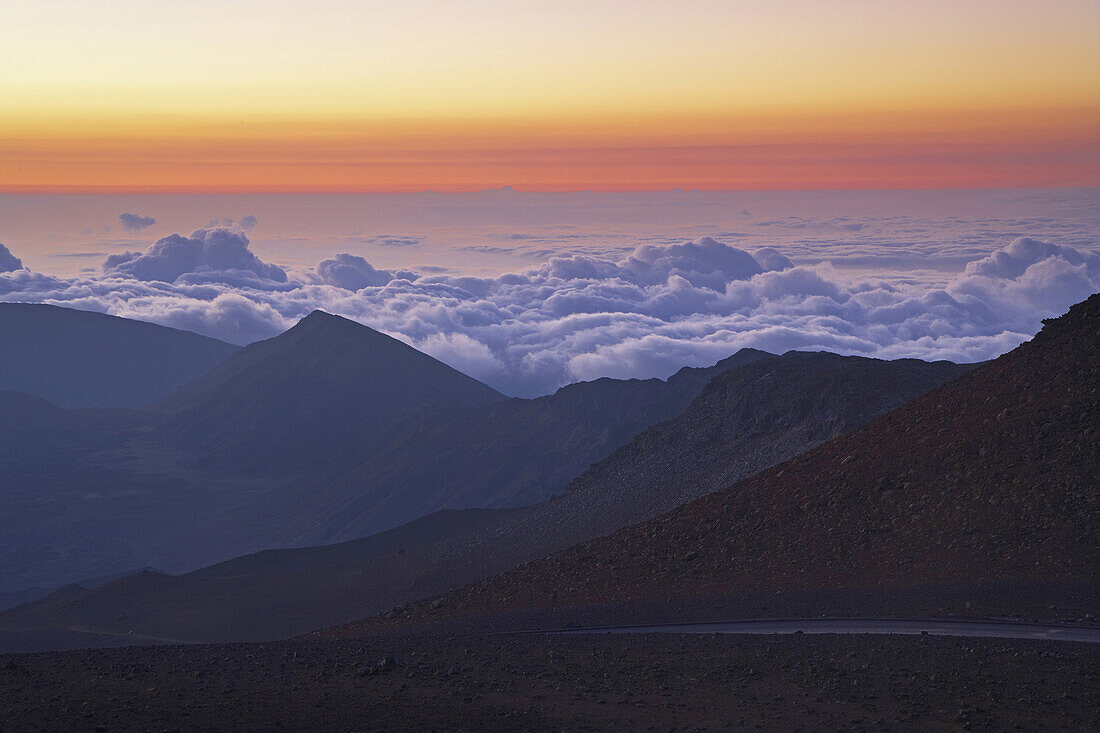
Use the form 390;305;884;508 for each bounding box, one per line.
0;351;971;649
359;294;1099;629
286;347;773;543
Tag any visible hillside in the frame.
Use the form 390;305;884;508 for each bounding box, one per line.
0;508;523;651
0;314;773;593
153;311;507;474
285;347;774;544
358;294;1099;630
0;350;971;649
0;303;238;408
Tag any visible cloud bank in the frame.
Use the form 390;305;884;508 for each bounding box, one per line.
102;228;287;284
0;230;1096;397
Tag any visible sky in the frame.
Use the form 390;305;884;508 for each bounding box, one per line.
1;0;1098;191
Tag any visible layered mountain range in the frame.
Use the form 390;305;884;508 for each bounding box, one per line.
6;297;1093;657
0;308;782;593
0;304;972;650
345;294;1099;633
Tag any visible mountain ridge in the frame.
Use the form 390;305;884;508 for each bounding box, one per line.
151;310;507;474
0;310;779;592
0;303;238;408
352;294;1098;631
0;348;974;649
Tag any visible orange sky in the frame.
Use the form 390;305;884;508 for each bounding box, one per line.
2;1;1098;192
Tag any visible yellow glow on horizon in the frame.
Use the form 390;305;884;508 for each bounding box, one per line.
2;0;1098;191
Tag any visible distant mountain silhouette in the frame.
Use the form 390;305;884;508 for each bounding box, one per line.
0;566;165;614
363;295;1098;630
0;303;238;408
0;312;772;593
0;508;523;650
153;310;507;473
0;350;973;649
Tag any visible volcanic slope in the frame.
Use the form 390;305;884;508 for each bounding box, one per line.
0;350;971;649
284;346;774;544
153;310;508;474
0;311;771;592
0;303;238;408
360;294;1099;630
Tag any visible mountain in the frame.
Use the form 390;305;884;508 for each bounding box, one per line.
451;351;976;563
153;310;507;473
0;303;238;408
283;347;774;544
0;313;771;593
0;350;972;649
361;294;1098;630
0;566;164;614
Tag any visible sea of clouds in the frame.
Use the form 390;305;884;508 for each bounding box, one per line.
1;227;1097;396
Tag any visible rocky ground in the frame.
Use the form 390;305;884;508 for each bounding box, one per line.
1;630;1097;732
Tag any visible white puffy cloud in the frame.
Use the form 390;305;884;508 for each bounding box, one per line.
751;247;795;272
0;242;23;272
103;228;286;284
238;214;258;230
1;234;1096;397
621;236;764;288
111;292;291;347
962;236;1099;280
314;253;415;290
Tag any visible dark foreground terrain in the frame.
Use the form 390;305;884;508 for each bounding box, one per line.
2;630;1096;732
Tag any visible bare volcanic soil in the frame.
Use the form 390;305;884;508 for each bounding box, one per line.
1;633;1096;732
358;295;1099;631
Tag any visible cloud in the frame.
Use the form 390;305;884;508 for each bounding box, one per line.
0;242;23;272
1;234;1096;397
118;213;156;231
373;236;420;247
102;228;287;284
239;215;258;230
962;236;1099;280
111;292;290;347
314;253;415;290
750;248;794;272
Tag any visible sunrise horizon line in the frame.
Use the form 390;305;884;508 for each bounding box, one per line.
3;182;1098;196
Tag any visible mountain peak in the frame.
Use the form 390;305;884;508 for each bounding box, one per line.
301;309;344;322
155;305;506;473
293;310;360;331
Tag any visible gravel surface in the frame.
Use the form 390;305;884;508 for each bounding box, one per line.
2;631;1097;731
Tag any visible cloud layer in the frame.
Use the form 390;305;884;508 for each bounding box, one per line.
0;229;1096;397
